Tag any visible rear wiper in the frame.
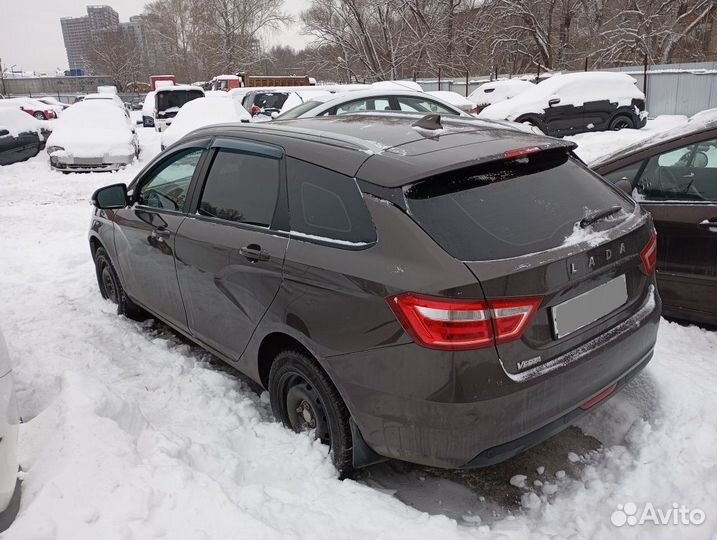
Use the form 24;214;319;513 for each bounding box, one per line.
579;206;623;228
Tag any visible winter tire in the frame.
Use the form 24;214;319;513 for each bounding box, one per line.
609;115;634;131
93;246;147;320
269;349;353;477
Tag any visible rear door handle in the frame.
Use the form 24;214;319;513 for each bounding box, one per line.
239;244;270;262
152;228;170;239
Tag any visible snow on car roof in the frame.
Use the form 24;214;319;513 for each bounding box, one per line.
427;91;473;106
590;108;717;167
156;85;204;93
0;107;46;136
162;96;251;148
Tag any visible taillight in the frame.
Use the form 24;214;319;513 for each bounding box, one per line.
640;229;657;275
387;293;541;350
503;146;541;160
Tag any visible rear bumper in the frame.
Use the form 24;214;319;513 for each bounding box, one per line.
327;286;661;469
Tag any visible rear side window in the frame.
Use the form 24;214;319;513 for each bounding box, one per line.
405;153;633;261
198;149;280;226
287;157;376;245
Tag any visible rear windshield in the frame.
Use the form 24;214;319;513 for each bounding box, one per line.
404;152;633;261
252;92;289;111
156;90;203;112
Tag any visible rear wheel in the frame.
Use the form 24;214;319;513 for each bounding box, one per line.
33;111;45;120
269;349;353;477
609;115;634;131
93;246;147;320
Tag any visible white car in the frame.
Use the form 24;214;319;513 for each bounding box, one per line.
82;92;126;109
153;85;205;132
276;89;470;119
0;97;59;120
478;72;647;137
46;100;139;172
427;91;475;113
468;79;535;113
0;331;20;533
161;96;251;149
35;97;70;114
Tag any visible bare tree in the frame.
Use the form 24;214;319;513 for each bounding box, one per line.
87;27;143;89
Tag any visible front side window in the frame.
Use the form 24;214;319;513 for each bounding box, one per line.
635;138;717;201
138;149;203;211
335;97;391;115
395;96;456;115
287;157;376;245
198;148;280;227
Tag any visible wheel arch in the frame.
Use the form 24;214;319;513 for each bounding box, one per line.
256;331;317;390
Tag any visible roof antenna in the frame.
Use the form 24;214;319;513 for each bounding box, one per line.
412;114;443;130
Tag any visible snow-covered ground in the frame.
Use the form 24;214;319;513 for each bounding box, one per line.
0;122;715;540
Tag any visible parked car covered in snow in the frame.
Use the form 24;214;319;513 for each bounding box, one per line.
0;97;58;120
153;85;205;132
141;91;156;127
591;109;717;325
0;108;52;166
276;89;470;119
468;79;535;114
88;113;660;476
161;96;251;150
35;96;70;113
427;91;475;113
46;100;139;172
478;72;647;137
0;330;21;532
82;92;126;109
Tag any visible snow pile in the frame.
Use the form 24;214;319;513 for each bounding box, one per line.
0;108;47;137
0;124;715;540
478;72;645;122
427;91;474;110
468;80;535;107
161;96;251;148
45;101;135;158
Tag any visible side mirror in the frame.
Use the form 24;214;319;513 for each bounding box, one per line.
0;129;9;137
615;178;633;195
548;95;561;107
92;183;128;209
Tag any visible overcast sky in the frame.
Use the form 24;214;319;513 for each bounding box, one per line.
0;0;312;74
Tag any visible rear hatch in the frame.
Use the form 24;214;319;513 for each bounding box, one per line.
403;147;655;376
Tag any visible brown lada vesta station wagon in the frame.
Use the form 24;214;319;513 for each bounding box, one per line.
89;114;661;476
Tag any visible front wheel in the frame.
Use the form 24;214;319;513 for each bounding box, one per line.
33;111;45;120
269;350;353;477
93;246;147;320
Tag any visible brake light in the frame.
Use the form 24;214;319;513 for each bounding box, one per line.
387;293;541;350
640;229;657;275
503;146;541;160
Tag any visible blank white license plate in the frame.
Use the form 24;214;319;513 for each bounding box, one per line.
551;275;628;339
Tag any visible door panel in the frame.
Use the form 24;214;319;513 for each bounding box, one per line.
634;137;717;323
175;219;287;359
113;147;205;329
174;143;288;360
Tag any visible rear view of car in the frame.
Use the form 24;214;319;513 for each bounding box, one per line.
154;86;205;132
46;100;139;172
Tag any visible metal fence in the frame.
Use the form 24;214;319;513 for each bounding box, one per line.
418;60;717;117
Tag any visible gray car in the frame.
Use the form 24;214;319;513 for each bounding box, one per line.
89;113;660;477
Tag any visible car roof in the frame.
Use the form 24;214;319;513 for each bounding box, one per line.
590;109;717;168
187;113;572;187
